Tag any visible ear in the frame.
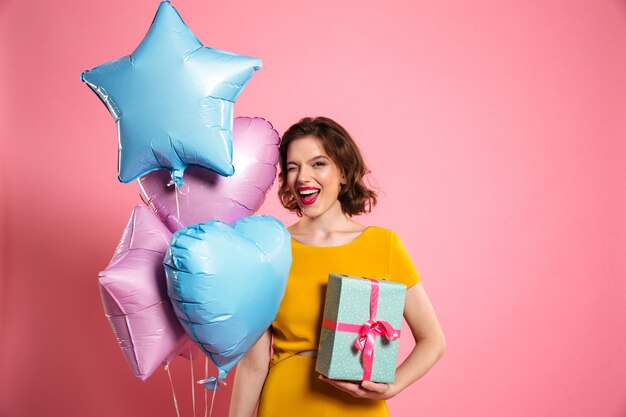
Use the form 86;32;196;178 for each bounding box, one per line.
340;172;347;185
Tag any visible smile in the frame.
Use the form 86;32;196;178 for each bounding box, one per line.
297;187;320;205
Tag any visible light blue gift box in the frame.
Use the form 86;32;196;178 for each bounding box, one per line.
316;273;406;383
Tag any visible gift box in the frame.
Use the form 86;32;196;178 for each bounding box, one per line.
316;273;406;383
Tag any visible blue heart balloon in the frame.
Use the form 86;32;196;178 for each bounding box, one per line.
164;215;291;388
81;1;262;186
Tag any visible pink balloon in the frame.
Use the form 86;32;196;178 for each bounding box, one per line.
137;117;279;232
98;204;189;381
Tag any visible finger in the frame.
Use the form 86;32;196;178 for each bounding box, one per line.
319;376;367;397
319;376;357;390
361;380;388;393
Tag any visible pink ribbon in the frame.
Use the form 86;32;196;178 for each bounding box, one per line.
322;279;400;381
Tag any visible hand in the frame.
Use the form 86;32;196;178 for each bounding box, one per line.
318;375;399;400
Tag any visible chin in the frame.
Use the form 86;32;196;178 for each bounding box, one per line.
299;208;318;218
298;198;342;219
298;204;321;218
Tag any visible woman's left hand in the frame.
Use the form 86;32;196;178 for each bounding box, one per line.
318;375;399;400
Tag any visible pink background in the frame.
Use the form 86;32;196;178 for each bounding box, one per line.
1;0;625;416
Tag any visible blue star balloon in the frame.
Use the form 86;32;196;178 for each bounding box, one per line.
81;1;262;186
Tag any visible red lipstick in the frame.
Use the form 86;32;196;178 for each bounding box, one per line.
297;186;320;205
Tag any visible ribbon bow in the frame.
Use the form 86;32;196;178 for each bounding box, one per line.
354;318;401;378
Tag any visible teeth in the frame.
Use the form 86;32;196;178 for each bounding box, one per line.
299;189;319;196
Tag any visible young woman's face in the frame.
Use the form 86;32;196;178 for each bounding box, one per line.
285;136;346;219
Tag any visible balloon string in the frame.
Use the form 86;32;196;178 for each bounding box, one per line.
209;386;217;417
190;347;196;417
174;183;181;225
165;363;181;417
204;357;209;417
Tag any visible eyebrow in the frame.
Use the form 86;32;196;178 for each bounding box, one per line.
286;155;330;166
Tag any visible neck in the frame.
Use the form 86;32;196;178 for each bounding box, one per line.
298;201;353;234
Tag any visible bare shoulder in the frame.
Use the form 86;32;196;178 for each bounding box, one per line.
287;222;303;236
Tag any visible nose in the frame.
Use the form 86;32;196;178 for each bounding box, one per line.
297;165;312;184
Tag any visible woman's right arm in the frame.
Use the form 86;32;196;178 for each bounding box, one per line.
229;328;272;417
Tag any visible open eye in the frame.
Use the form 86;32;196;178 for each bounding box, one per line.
313;161;327;168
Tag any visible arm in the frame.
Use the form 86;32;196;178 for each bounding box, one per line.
320;282;446;399
229;329;272;417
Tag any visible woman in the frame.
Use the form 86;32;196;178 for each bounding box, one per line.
229;117;445;417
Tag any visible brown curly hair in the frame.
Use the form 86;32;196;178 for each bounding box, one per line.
278;117;377;217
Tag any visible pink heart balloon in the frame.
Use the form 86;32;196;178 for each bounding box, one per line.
138;117;279;232
98;204;189;381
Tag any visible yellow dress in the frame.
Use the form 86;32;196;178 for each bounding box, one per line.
258;227;420;417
